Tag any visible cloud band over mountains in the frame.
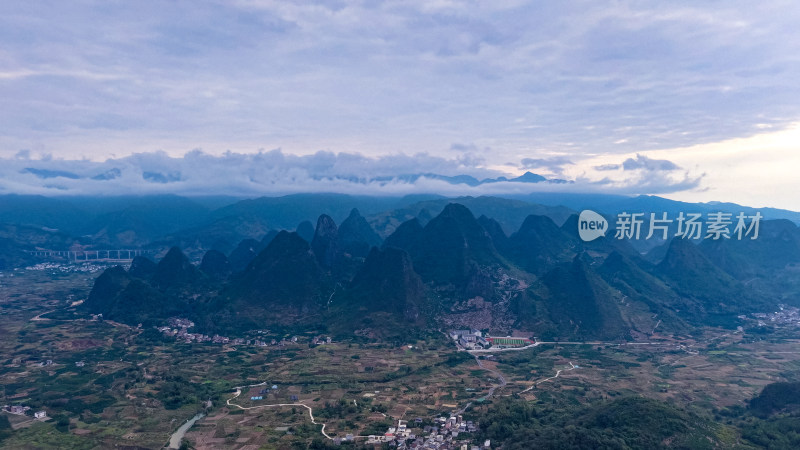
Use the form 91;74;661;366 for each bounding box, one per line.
0;149;700;197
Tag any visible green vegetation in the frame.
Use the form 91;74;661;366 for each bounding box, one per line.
476;396;732;449
748;381;800;417
0;414;12;443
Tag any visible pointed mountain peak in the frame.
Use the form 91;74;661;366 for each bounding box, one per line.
230;231;328;324
347;246;425;322
339;207;382;257
384;218;423;250
477;215;507;239
128;255;157;279
242;231;318;280
438;203;477;221
560;214;579;232
313;214;338;238
261;230;312;259
228;238;265;273
412;203;503;284
85;265;131;314
572;251;594;269
519;214;560;233
161;246;186;262
511;171;546;183
152;246;199;290
200;249;230;280
659;237;712;271
311;214;340;267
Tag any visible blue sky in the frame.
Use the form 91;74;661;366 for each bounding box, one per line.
1;1;799;208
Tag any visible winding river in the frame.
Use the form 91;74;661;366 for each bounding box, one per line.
166;413;204;449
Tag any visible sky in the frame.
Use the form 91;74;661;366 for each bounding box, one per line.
1;1;799;209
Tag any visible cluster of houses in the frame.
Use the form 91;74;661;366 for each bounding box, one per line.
156;326;275;346
312;335;332;345
3;405;29;415
354;416;486;449
24;262;106;273
449;330;490;350
251;385;281;401
450;329;536;350
2;405;47;419
156;317;311;347
751;305;800;328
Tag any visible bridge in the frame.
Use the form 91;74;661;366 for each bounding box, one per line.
25;249;157;263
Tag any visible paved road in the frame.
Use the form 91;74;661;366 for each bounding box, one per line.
466;340;673;355
455;354;508;415
518;361;577;394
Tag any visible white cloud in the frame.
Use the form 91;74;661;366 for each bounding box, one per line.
0;148;704;198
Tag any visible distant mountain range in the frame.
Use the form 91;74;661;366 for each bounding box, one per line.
2;191;799;272
323;171;572;186
15;165;570;188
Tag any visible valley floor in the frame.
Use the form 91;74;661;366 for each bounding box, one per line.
1;268;799;449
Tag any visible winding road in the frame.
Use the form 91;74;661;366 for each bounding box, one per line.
455;354;508;415
518;361;577;394
226;382;333;440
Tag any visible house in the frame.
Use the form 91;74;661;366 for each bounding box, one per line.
34;411;47;419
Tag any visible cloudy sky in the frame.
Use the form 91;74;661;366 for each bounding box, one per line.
1;1;799;209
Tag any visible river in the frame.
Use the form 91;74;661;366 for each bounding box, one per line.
166;413;204;449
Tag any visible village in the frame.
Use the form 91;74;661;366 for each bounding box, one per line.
2;404;48;422
356;415;487;449
750;305;800;328
155;317;334;347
